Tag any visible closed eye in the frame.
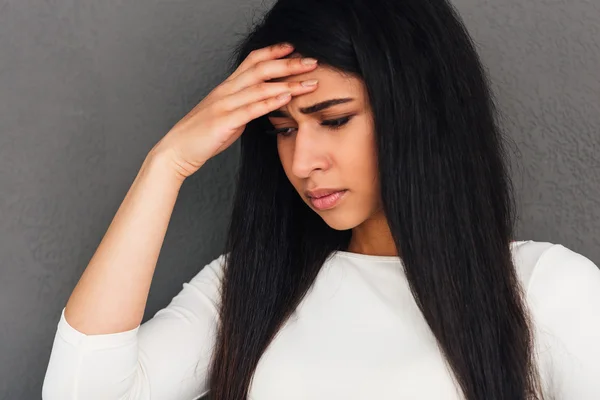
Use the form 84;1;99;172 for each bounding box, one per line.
265;115;354;137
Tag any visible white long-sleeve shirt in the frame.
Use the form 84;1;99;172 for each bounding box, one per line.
41;240;600;400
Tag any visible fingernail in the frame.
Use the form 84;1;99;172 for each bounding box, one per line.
277;92;292;100
281;42;293;49
302;58;318;65
301;79;319;87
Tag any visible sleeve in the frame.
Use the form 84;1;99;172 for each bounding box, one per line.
42;253;226;400
526;244;600;400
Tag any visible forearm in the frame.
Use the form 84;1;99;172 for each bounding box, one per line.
64;151;187;335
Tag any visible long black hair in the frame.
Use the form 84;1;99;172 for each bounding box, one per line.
205;0;546;399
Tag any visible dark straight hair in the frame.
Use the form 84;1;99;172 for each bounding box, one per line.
205;0;546;399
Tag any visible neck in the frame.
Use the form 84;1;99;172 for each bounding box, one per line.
346;210;398;257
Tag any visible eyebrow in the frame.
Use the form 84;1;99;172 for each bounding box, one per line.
266;97;355;118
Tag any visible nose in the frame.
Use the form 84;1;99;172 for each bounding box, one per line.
290;127;331;178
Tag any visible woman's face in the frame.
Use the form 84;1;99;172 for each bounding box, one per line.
266;57;382;231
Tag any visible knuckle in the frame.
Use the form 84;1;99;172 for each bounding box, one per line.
255;63;270;80
215;80;232;94
209;85;223;98
246;102;260;114
211;99;226;113
256;82;269;93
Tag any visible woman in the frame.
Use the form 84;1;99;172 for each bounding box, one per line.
42;0;600;399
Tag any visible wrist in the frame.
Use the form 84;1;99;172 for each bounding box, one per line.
142;148;188;188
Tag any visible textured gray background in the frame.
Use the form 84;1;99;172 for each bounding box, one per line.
0;0;598;399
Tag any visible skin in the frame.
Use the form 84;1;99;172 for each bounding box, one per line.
266;53;398;257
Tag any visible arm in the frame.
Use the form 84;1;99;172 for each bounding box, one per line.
42;42;313;399
42;254;225;400
527;244;600;399
41;151;222;399
63;151;187;335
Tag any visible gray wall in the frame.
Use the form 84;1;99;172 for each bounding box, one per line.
0;0;598;398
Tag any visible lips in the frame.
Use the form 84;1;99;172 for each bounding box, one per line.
306;188;347;199
308;189;348;210
312;191;337;199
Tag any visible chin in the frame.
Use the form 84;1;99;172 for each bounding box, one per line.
316;212;363;231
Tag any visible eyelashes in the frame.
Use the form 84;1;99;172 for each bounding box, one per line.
265;115;354;138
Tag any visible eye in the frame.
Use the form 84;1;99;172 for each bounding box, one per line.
265;115;354;138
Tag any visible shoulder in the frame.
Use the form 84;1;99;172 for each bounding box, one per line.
511;239;600;296
516;239;600;326
184;252;228;304
513;240;600;397
191;252;228;284
150;253;228;321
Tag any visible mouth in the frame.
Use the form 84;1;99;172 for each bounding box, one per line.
308;190;348;211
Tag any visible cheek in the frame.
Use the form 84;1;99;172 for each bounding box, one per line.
342;124;379;197
342;121;378;173
344;156;378;195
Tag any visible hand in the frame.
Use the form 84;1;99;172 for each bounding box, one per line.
150;42;319;181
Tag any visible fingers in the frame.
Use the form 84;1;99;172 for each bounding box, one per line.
224;89;298;132
215;79;318;113
227;57;318;95
221;53;318;96
226;42;295;83
207;42;320;139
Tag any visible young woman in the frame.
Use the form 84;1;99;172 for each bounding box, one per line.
42;0;600;399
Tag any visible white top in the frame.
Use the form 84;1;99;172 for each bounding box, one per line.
42;240;600;400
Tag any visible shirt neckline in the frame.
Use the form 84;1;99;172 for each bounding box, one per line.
331;240;524;263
